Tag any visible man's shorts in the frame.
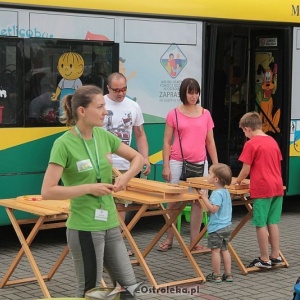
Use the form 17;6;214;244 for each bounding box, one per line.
252;196;283;227
207;226;232;250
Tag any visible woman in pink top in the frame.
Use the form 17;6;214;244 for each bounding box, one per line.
158;78;218;252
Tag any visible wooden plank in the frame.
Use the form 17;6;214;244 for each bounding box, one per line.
126;178;189;194
113;190;198;204
0;200;64;216
112;167;189;194
16;196;70;213
185;176;250;190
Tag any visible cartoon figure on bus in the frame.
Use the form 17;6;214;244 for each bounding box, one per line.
119;57;137;82
119;56;137;101
51;51;84;116
293;131;300;153
0;88;7;98
85;31;110;41
255;53;280;133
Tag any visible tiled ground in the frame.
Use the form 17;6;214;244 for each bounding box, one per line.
0;198;299;300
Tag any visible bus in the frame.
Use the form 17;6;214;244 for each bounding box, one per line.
0;0;300;225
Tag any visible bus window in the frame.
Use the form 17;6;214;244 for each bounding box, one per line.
25;38;119;126
0;38;24;127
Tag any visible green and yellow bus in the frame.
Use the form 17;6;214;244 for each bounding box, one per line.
0;0;300;225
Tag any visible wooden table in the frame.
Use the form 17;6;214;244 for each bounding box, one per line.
0;184;205;297
0;198;71;298
179;177;289;274
113;181;207;288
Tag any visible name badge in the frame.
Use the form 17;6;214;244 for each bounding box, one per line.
77;159;93;172
95;209;108;221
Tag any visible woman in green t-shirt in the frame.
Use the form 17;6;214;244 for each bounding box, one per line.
41;85;143;298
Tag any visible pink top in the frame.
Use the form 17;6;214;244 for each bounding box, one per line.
238;135;284;198
166;108;214;162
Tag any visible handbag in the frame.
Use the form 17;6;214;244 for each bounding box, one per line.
174;108;205;181
180;159;204;181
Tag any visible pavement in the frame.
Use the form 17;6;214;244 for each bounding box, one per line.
0;197;300;300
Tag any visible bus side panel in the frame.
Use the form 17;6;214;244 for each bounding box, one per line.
117;18;202;123
0;132;65;225
287;157;300;196
0;131;64;174
0;173;45;226
116;18;203;183
132;123;165;181
289;28;300;195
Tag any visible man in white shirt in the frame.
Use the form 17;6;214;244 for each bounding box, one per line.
103;72;150;255
103;72;150;173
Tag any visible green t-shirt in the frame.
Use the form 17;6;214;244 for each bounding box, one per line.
49;127;122;231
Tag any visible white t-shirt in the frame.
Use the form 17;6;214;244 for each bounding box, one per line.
103;95;144;170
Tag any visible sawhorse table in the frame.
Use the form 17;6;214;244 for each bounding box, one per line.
113;184;207;287
0;198;71;298
180;177;289;274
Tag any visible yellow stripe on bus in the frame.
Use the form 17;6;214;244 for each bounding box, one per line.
0;0;298;24
0;127;67;150
149;151;163;165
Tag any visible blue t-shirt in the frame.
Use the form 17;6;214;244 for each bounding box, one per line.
207;188;232;233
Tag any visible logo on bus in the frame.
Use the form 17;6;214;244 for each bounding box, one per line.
160;44;187;78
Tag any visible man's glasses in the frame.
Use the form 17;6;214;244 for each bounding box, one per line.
108;86;127;93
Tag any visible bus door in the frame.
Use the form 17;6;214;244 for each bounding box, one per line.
250;30;291;186
204;24;250;176
204;24;291;183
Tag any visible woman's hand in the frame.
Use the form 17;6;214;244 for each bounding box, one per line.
162;166;171;182
89;183;114;196
113;174;130;192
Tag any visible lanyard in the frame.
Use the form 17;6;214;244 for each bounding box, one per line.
74;125;101;182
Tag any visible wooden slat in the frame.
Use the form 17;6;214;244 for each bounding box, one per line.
0;200;63;216
126;178;189;194
184;176;250;190
113;190;198;204
112;167;189;194
16;197;70;214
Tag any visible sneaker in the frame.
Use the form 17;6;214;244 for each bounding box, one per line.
248;257;272;269
270;256;283;266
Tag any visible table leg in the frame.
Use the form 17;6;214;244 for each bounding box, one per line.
167;203;206;283
118;205;157;286
0;208;51;298
47;245;70;280
188;192;210;254
119;202;206;288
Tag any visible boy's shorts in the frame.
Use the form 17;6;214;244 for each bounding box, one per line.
207;226;231;250
252;196;283;227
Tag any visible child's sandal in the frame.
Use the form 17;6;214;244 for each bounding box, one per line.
222;273;233;282
206;273;222;283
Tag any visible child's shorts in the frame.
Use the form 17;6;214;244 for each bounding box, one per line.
207;226;232;250
252;196;283;227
